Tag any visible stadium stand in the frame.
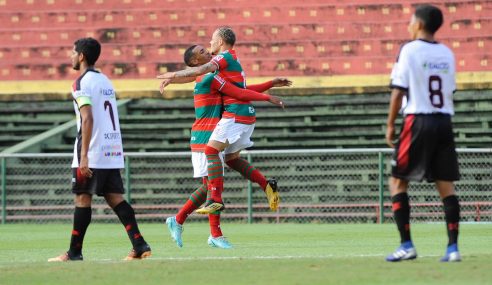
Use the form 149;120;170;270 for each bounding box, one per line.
0;0;491;223
1;90;492;222
0;0;490;79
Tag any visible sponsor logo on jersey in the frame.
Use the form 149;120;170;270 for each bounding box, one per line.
101;88;115;96
423;62;449;73
104;151;122;157
249;106;255;114
100;144;122;151
104;132;121;140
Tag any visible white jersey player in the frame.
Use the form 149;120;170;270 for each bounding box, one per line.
385;5;461;263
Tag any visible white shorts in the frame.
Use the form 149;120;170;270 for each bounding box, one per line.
209;118;255;154
191;151;224;178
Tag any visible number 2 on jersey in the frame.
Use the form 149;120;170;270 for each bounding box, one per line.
429;75;444;108
104;101;116;131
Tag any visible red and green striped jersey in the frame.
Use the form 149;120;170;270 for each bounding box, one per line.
211;49;256;125
190;73;223;152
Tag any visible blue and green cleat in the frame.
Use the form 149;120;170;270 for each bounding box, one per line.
166;216;183;248
208;236;233;249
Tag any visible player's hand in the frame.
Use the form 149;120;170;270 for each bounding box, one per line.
156;72;176;79
385;125;395;148
272;78;292;87
79;156;93;178
268;95;285;109
159;79;172;94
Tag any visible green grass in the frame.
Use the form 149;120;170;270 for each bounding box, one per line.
0;223;491;285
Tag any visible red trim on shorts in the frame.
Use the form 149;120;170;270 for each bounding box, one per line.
397;115;415;171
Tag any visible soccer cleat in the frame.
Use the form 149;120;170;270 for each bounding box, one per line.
195;201;225;215
166;216;184;248
386;241;417;262
48;252;83;262
265;178;280;211
440;243;461;262
207;236;233;249
124;243;152;261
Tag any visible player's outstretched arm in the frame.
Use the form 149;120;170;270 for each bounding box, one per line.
247;78;292;93
385;88;406;148
156;62;217;79
159;77;196;94
219;80;285;109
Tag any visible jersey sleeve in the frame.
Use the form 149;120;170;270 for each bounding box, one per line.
390;45;410;91
72;81;93;107
247;81;274;93
211;54;229;71
212;75;270;101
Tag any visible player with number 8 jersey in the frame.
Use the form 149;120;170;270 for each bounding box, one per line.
385;5;461;263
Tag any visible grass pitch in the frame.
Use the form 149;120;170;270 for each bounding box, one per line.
0;223;491;285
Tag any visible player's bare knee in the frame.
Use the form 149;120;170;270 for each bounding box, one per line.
104;193;125;208
225;152;240;162
74;194;92;207
389;177;408;196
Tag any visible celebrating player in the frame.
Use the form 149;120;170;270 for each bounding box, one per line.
385;5;461;262
48;38;151;262
158;27;284;215
164;44;290;248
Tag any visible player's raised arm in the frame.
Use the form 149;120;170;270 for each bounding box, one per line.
159;76;196;94
214;76;285;109
157;62;217;79
247;78;293;93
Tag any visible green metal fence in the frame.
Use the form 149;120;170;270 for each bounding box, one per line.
0;149;491;224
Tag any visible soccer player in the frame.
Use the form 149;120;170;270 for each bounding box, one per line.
48;38;151;261
385;5;461;262
164;44;289;248
158;27;281;215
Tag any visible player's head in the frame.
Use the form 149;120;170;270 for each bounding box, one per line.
409;5;443;39
71;37;101;70
210;26;235;54
184;44;213;67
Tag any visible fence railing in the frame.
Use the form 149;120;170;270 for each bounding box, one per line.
1;149;491;224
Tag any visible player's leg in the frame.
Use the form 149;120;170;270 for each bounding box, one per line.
166;177;208;248
167;151;211;246
225;150;279;211
49;168;95;262
386;177;417;262
386;115;427;262
224;123;279;211
436;181;461;262
207;210;232;249
432;115;461;262
103;170;151;260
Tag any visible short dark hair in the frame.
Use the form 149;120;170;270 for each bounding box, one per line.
74;37;101;66
415;4;443;34
216;26;235;46
183;45;198;67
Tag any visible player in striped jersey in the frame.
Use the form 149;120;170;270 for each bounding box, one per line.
164;44;289;248
49;38;151;262
158;27;286;216
385;5;461;262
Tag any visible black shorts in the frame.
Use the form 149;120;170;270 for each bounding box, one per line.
72;168;125;196
391;114;460;182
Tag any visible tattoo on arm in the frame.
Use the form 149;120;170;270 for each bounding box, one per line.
174;62;216;78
